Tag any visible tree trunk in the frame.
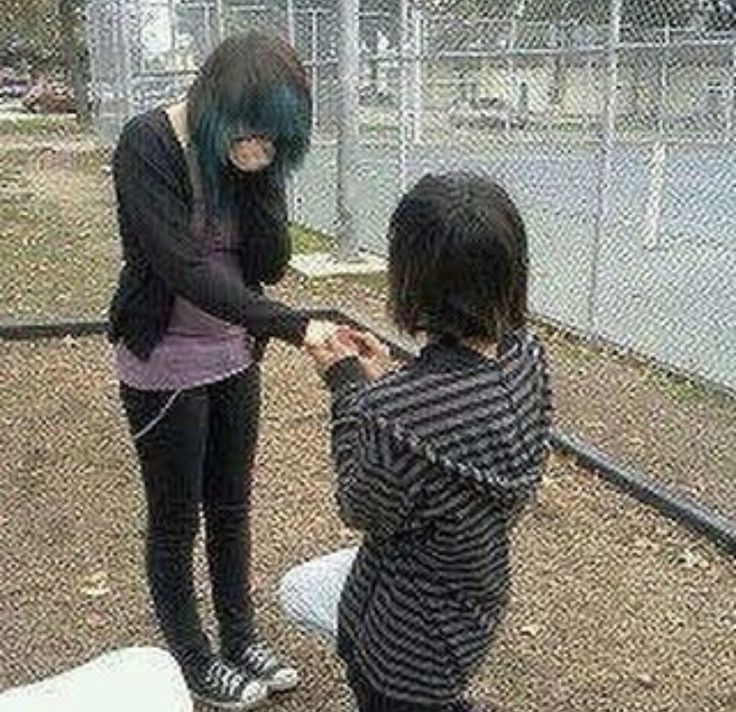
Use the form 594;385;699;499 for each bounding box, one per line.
58;0;91;125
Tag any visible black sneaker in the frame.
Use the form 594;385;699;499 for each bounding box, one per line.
185;655;267;710
224;637;299;694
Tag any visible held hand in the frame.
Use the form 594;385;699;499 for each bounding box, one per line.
304;320;351;373
336;328;390;360
303;319;340;351
307;330;360;373
304;322;392;380
336;327;391;381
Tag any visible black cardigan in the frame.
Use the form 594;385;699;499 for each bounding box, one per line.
108;108;309;361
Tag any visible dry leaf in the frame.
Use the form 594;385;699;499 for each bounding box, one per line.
520;623;542;637
79;571;111;598
85;612;106;629
679;549;707;570
634;672;655;689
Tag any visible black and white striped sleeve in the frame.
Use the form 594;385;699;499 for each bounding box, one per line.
323;359;418;538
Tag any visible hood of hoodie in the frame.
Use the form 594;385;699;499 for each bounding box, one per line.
366;329;553;503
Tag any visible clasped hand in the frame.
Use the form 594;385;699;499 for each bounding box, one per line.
303;320;390;381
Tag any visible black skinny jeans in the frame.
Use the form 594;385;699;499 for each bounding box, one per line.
120;367;260;668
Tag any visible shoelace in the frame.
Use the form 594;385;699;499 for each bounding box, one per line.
244;640;277;673
205;660;245;697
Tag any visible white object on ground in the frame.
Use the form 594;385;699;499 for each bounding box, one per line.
0;646;191;712
278;546;358;643
290;251;386;278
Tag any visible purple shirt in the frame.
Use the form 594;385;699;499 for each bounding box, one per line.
115;153;254;391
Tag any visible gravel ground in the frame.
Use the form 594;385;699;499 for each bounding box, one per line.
1;336;734;712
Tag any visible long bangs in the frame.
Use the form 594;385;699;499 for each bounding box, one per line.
187;32;312;210
230;83;312;171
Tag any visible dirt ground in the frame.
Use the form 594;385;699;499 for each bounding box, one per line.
0;336;734;712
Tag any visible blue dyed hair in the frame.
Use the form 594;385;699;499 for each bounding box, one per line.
186;31;312;211
185;31;312;283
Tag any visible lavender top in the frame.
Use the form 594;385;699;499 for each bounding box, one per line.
115;152;254;391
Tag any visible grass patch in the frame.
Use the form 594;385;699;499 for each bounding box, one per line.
289;223;334;254
644;368;736;413
533;319;736;412
0;148;118;321
0;114;89;138
340;271;388;292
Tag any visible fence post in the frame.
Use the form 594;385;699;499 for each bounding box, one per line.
118;0;134;120
657;25;670;136
284;0;297;222
310;10;319;133
644;25;670;251
399;0;411;192
727;37;736;137
412;4;424;144
336;0;361;260
586;0;622;335
285;0;296;45
214;0;225;43
644;141;666;250
167;0;177;63
506;16;517;139
583;54;593;134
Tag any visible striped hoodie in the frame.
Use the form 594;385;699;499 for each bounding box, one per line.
323;328;553;706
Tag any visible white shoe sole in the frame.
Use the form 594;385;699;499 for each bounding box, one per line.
191;681;268;710
264;668;300;694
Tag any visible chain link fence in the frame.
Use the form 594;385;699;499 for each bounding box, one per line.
85;0;735;393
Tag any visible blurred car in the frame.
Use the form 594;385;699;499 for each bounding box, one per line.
22;78;75;114
451;96;527;130
0;67;31;99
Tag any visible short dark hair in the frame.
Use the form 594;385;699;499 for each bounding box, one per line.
388;172;528;344
187;31;312;206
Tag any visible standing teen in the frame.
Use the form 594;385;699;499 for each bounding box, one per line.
109;31;335;709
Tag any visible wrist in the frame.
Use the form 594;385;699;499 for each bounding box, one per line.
323;356;368;390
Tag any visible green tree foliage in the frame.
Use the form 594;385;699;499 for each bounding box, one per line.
1;0;60;69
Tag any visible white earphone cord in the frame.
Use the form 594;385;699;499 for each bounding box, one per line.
131;390;183;442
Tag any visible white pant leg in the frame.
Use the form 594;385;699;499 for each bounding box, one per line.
278;546;358;644
0;647;191;712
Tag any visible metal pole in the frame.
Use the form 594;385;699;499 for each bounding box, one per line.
727;37;736;137
399;0;411;191
656;25;669;136
583;54;593;134
168;0;177;67
412;5;424;144
336;0;361;260
310;10;318;133
214;0;225;43
286;0;295;45
118;0;134;120
506;16;517;138
644;24;669;251
644;142;666;251
586;0;622;335
285;3;299;229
